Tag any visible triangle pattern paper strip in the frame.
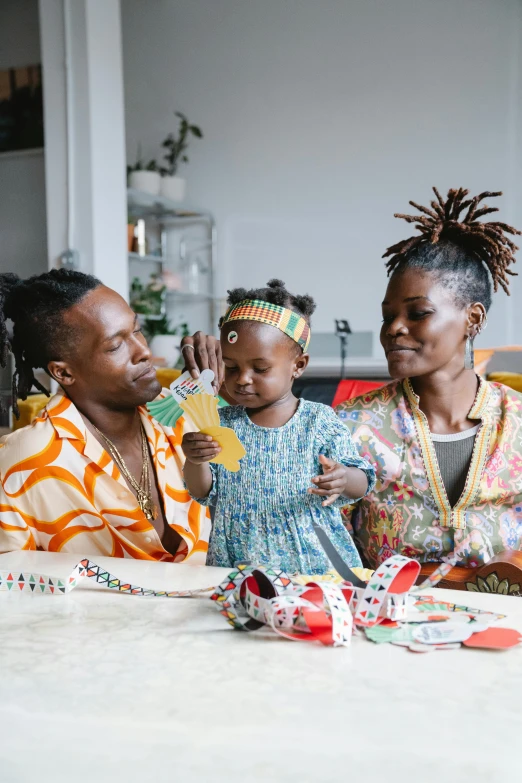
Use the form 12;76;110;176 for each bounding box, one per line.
0;559;217;598
413;553;459;591
353;555;419;627
268;582;353;647
210;565;291;631
210;565;355;646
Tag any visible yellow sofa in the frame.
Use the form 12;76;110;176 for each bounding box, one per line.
488;372;522;393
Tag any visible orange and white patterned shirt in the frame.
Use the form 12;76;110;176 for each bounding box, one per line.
0;391;211;562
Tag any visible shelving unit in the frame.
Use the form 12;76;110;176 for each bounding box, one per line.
128;251;166;265
127;189;217;335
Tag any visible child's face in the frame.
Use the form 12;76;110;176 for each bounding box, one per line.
221;322;308;408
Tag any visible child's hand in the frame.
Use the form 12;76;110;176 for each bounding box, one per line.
309;454;349;507
309;454;368;507
182;432;221;464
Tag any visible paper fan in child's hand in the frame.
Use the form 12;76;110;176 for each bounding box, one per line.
146;368;246;472
179;394;246;473
146;369;215;428
201;426;246;473
180;392;220;431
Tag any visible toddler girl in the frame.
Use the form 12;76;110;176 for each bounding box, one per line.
182;280;375;574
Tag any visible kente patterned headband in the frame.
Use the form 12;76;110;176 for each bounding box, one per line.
221;299;311;352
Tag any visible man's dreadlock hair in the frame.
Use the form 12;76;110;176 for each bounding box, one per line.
383;187;520;311
0;268;101;416
220;279;316;324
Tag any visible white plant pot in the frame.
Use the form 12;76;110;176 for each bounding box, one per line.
129;170;161;195
160;175;186;202
149;336;181;368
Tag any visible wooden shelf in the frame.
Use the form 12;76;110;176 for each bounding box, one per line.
127;188;211;219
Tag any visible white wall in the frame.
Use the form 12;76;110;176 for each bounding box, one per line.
39;0;128;297
122;0;522;350
0;0;47;279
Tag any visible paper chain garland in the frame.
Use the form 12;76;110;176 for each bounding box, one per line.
210;556;422;647
210;564;354;645
2;554;520;652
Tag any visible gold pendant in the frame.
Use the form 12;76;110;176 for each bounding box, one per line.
137;491;157;521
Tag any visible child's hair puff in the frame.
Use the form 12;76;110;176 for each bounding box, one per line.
220;279;316;327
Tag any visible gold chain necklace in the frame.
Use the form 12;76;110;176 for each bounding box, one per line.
91;423;157;521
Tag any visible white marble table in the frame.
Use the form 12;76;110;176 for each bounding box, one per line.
1;552;521;783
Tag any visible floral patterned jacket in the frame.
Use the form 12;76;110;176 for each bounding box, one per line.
336;378;522;570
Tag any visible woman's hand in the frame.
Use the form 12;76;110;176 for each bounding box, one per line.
180;332;224;391
182;432;221;465
309;455;368;507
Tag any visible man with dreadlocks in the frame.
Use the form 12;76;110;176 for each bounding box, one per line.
336;188;522;570
0;270;221;560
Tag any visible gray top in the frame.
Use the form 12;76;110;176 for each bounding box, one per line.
432;424;480;508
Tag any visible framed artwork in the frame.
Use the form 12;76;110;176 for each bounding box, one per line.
0;64;44;154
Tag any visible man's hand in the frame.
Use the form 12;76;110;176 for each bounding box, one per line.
182;432;221;465
180;332;224;391
309;454;368;508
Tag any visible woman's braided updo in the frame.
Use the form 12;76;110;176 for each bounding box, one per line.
383;187;520;311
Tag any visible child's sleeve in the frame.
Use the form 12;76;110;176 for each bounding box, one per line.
318;407;376;504
184;404;231;506
186;462;219;507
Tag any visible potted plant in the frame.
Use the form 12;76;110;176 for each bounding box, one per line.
130;275;166;316
127;144;161;195
144;316;190;367
159;112;203;202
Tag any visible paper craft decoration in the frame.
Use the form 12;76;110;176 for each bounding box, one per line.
146;369;215;428
2;550;520;654
209;559;521;651
0;558;215;597
179;391;220;430
210;564;353;646
199;425;246;472
352;554;421;626
146;369;246;472
411;622;475;645
462;627;522;650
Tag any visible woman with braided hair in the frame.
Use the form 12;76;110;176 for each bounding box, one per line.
0;268;221;560
336;187;522;572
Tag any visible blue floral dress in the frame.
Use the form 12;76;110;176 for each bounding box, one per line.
192;400;375;574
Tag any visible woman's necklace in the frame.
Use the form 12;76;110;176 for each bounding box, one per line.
91;423;158;521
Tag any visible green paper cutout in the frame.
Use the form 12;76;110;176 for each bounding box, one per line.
147;393;228;427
